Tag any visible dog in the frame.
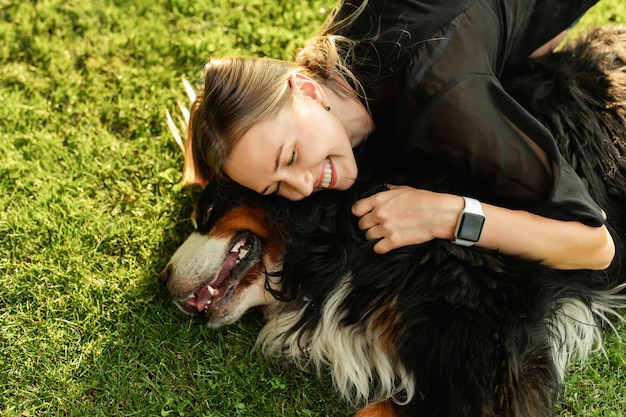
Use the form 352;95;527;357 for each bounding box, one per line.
160;27;626;417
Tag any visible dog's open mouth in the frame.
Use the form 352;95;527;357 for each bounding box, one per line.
179;231;262;315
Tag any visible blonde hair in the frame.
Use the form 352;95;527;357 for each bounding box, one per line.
183;1;370;187
183;57;295;186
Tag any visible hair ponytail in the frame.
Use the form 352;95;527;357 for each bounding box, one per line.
296;0;370;101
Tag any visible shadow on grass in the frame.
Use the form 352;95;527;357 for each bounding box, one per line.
72;188;352;417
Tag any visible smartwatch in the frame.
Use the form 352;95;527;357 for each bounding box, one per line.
452;197;485;247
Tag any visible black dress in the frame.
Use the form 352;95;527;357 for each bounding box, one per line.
337;0;604;225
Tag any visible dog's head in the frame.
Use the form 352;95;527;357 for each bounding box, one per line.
159;183;284;327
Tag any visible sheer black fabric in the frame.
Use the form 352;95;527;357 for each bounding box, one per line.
339;0;604;225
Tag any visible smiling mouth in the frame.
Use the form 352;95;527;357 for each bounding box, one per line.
318;158;337;189
178;232;261;314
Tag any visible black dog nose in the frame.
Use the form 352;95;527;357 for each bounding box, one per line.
158;264;172;288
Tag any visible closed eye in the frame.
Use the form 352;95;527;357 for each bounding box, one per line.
288;149;297;166
263;146;295;196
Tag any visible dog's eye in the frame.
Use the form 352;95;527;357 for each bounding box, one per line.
198;205;213;229
191;205;213;230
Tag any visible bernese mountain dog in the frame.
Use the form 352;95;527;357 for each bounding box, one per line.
160;27;626;417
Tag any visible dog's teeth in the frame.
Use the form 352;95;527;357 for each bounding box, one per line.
238;248;249;259
207;285;215;296
231;241;243;253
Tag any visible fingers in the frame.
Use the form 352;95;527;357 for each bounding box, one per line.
352;193;384;234
367;223;411;254
354;198;389;235
352;191;393;253
351;193;376;218
373;239;393;254
356;207;406;255
351;185;437;254
351;184;404;216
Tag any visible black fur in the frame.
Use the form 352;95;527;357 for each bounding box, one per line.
202;168;622;416
167;27;626;417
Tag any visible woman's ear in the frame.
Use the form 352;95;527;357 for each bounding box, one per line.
289;72;325;101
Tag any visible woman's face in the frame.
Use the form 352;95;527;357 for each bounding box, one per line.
224;96;358;201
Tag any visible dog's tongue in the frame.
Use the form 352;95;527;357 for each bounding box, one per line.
194;250;240;311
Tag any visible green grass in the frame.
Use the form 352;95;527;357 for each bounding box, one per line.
574;0;625;31
0;0;624;415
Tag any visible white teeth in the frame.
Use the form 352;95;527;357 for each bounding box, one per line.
239;248;249;259
320;158;332;189
207;285;215;296
231;241;244;253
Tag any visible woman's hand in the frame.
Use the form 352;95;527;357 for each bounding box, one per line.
352;185;616;270
351;185;463;254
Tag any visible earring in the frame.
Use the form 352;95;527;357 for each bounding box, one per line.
322;102;331;111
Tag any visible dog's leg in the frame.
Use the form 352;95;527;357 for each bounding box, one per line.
353;400;403;417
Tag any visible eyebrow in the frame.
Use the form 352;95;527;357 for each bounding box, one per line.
260;143;284;195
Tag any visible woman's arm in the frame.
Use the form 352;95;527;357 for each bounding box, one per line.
352;185;615;270
480;199;614;270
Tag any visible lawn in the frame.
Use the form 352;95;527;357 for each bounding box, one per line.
1;0;625;416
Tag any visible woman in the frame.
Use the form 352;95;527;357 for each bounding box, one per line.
182;0;615;270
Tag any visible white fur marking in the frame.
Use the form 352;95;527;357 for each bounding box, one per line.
258;274;414;407
550;285;626;380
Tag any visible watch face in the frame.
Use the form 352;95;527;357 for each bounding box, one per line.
457;213;485;242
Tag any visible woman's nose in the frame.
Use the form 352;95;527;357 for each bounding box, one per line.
283;171;314;200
